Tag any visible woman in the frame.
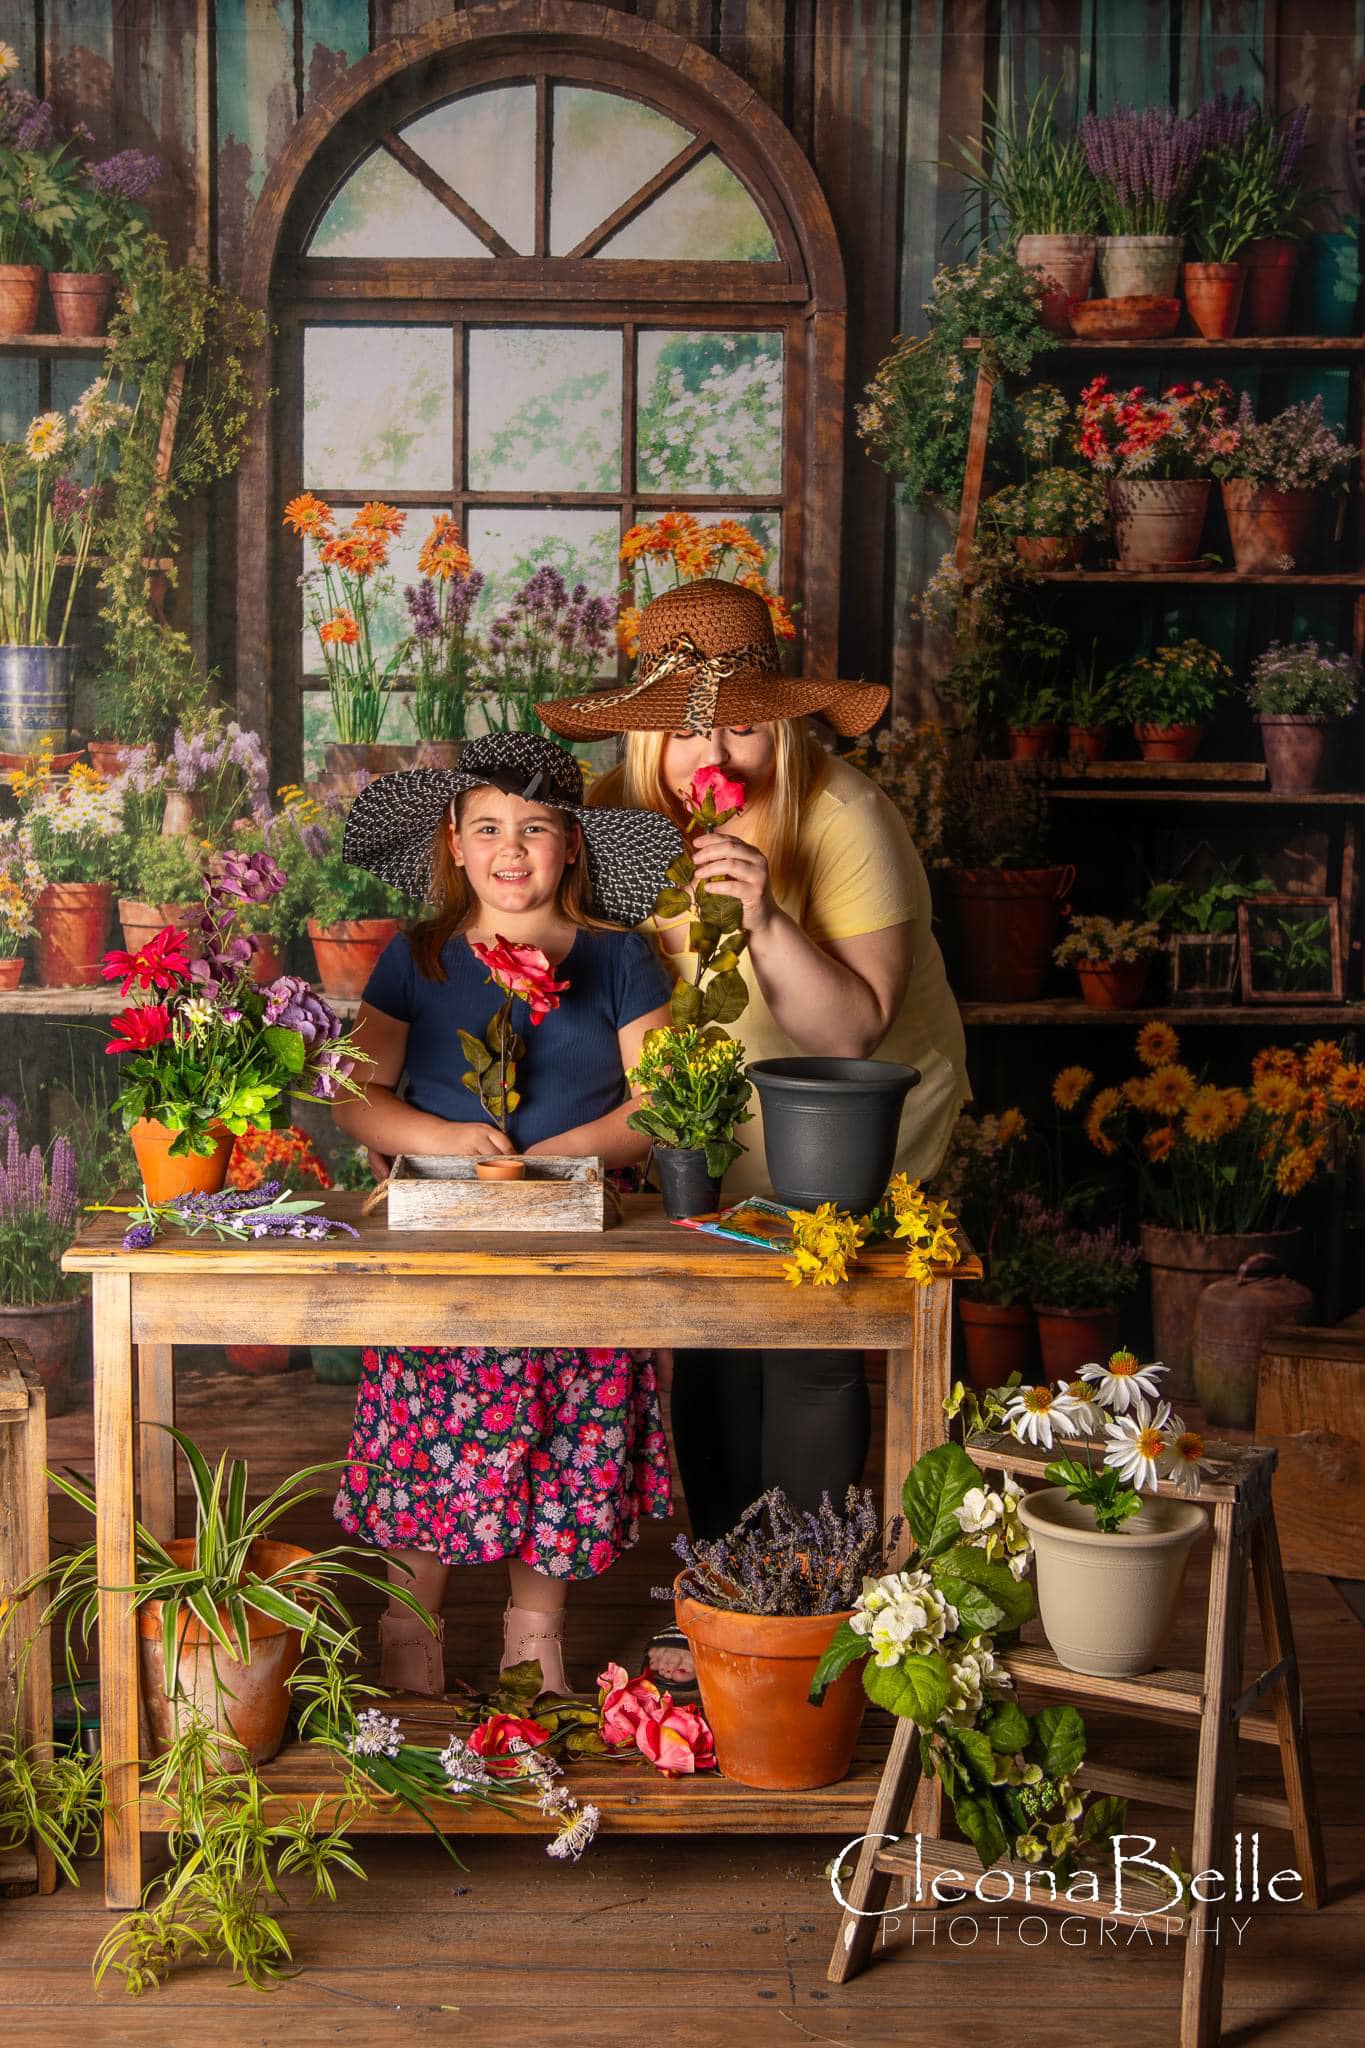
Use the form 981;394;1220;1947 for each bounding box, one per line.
540;578;968;1543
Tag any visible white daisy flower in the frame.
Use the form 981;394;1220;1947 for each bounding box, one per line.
1079;1349;1166;1414
1002;1382;1082;1450
1058;1379;1106;1435
1102;1396;1174;1492
1160;1423;1214;1498
439;1735;491;1792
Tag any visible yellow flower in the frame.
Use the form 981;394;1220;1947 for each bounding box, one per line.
995;1106;1026;1143
1122;1075;1154;1110
1182;1087;1228;1145
1251;1070;1301;1119
1143;1124;1175;1162
0;43;18;83
1147;1064;1196;1114
1252;1046;1302;1084
616;605;642;658
1084;1086;1122;1155
1136;1020;1179;1068
886;1175;962;1285
1051;1066;1093;1111
1274;1145;1318;1198
1328;1062;1365;1113
1304;1039;1344;1085
782;1203;868;1287
1219;1087;1249;1129
24;412;67;463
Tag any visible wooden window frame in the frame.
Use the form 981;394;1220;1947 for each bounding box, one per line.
235;1;846;781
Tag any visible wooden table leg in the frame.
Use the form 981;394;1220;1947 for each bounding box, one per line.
1249;1512;1326;1910
135;1345;176;1542
92;1273;142;1910
1181;1499;1247;2048
828;1715;923;1983
888;1277;955;1841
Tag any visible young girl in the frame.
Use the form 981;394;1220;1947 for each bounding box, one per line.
330;732;682;1697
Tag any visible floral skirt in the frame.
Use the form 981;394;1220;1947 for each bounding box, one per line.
332;1345;672;1580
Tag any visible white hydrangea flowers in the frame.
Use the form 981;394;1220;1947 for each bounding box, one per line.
848;1568;957;1668
953;1476;1032;1581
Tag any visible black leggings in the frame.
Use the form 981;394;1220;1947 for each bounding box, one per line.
668;1348;870;1540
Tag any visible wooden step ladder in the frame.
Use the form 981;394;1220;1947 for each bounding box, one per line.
829;1431;1325;2048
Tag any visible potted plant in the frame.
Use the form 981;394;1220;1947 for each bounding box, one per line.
1144;857;1275;1001
946;81;1101;332
1054;912;1162;1009
627;1028;752;1220
1077;376;1228;570
111;755;206;965
0;816;41;987
1019;1197;1142;1377
1232;104;1326;334
283;492;413;783
1079;104;1203;300
404;533;488;764
1065;644;1122;760
1004;680;1065;760
937;746;1070;1003
1117;638;1231;760
933;1112;1038;1387
482;561;617;738
8;749;124;985
286;796;407;999
1181;117;1259;336
0;1118;83;1416
0;76;73;332
1247;639;1360;794
671;1485;897;1790
50;145;158;335
1055;1030;1365;1395
1210;394;1356;575
162;713;269;840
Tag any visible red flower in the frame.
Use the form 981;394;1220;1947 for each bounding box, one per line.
635;1698;716;1776
467;1713;552;1777
469;934;570;1025
688;764;746;822
101;925;192;997
104;1004;172;1055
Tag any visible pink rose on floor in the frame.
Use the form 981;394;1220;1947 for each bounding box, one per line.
467;1713;552;1777
688;764;745;823
635;1700;716;1777
597;1663;665;1748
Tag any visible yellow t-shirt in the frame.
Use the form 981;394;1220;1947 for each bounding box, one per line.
659;753;968;1200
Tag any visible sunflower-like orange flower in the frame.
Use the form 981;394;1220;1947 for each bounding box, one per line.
282;491;334;538
354;501;406;539
318;608;360;646
321;529;389;578
1274;1144;1319;1198
1328;1061;1365;1113
1252;1045;1302;1084
615;605;642;658
1147;1064;1196;1114
1122;1075;1154;1110
619;510;704;570
1052;1065;1093;1111
1303;1039;1344;1084
1084;1085;1122;1156
1136;1019;1179;1068
417;512;472;582
696;518;767;574
995;1106;1027;1144
1143;1125;1175;1163
1251;1070;1302;1119
1183;1087;1228;1145
1219;1086;1249;1129
736;570;798;640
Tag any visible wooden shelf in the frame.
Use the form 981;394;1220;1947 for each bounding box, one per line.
959;999;1365;1027
966;335;1365;356
1026;569;1365;586
1048;784;1365;805
1049;759;1266;783
0;332;108;353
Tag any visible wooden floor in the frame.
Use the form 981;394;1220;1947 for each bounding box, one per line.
2;1352;1362;2046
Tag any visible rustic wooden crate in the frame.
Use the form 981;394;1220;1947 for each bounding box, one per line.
1256;1322;1365;1578
386;1154;618;1233
0;1339;54;1896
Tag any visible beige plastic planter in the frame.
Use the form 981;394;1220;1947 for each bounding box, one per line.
1017;1486;1207;1677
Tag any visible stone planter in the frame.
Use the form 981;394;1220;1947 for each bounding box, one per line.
1256;716;1334;795
1109;479;1209;570
1221;481;1317;574
0;1298;84;1418
1015;233;1097;334
1182;261;1245;339
1017;1487;1207;1678
1241;238;1299;335
47;270;113;338
307;917;402;999
34;881;111;987
1139;1222;1302;1398
1097;234;1183;300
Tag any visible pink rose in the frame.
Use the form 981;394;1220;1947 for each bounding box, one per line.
596;1662;665;1748
635;1700;716;1777
688;764;746;822
469;934;571;1025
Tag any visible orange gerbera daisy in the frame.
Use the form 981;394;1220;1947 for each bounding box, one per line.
1328;1061;1365;1112
1303;1039;1344;1084
1122;1075;1154;1110
282;491;334;538
1251;1045;1302;1084
318;608;360;646
321;530;388;578
1251;1070;1302;1119
1052;1065;1093;1111
1183;1087;1228;1144
1084;1085;1122;1155
995;1106;1026;1144
354;501;406;538
698;518;767;572
1143;1125;1175;1162
1218;1086;1249;1128
1147;1064;1196;1114
417;512;472;582
1274;1144;1318;1198
615;605;642;658
736;570;798;639
1136;1019;1179;1068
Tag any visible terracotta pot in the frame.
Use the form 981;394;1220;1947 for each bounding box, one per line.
225;1344;299;1374
1221;481;1316;575
1068;295;1180;340
414;740;465;769
1006;722;1061;762
130;1117;235;1205
1015;233;1097;334
34;881;111;987
0;1298;84;1418
0;264;42;336
323;743;421;795
674;1585;865;1789
1017;1487;1206;1678
1182;261;1246;339
137;1537;313;1765
47;270;114;338
1075;959;1150;1010
1133;722;1203;763
944;866;1074;1003
1192;1254;1315;1431
1097;235;1183;300
0;956;22;989
247;933;285;984
1241;238;1300;336
1140;1222;1302;1399
160;789;202;837
1013;535;1082;569
87;739;156;778
1256;715;1334;795
117;898;183;958
1033;1303;1123;1379
1109;479;1210;570
1066;726;1109;763
958;1296;1038;1390
473;1157;526;1181
307;917;401;999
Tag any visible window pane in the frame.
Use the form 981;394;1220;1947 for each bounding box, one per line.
400;87;535;255
300;505;450;676
598;155;776;261
304;328;452;493
550;86;691;254
466;509;619;632
468;328;622;493
637;331;783;494
307;146;489;258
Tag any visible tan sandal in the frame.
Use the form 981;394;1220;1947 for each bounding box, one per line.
378;1611;445;1697
501;1602;570;1698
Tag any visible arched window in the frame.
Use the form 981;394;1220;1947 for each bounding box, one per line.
237;2;845;777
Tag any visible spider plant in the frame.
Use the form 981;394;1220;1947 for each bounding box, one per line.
948;80;1101;246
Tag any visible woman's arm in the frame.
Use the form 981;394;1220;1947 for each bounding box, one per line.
522;1002;671;1166
330;1004;517;1158
688;832;913;1057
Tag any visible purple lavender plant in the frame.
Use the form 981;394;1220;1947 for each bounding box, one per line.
668;1486;901;1617
88;149;160;201
1080;104;1203;235
0;1127;81;1305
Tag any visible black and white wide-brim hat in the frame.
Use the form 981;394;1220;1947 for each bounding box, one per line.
341;731;683;929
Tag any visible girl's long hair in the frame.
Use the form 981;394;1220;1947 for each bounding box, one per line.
587;717;828;904
408;793;617;982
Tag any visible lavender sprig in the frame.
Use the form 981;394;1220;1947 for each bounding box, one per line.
115;1182;361;1251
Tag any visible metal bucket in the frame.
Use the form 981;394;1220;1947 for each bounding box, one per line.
0;645;76;754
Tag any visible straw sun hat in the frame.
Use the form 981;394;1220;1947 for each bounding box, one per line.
536;579;889;741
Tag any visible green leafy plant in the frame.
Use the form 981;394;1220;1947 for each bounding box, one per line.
1209;393;1357;492
947;80;1101;243
1020;1204;1142;1311
0;85;75;264
626;1026;752;1177
0;1121;84;1306
56;146;158;276
1251;907;1334;992
271;792;407;932
1067;641;1121;729
1044;1448;1142;1534
0;1731;105;1885
653;767;750;1033
1144;855;1275;936
112;826;205;908
1118;639;1232;728
1247;639;1360;718
990;466;1108;543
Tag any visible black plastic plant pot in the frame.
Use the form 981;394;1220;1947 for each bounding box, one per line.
655;1144;723;1221
747;1057;921;1213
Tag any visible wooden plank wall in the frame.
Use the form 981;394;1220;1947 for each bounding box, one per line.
0;0;1360;713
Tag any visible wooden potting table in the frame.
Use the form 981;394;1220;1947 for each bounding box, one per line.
62;1194;971;1907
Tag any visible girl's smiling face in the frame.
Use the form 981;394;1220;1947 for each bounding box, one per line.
659;724;776;813
448;787;578;916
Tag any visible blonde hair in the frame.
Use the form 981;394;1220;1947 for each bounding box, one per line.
589;719;828;904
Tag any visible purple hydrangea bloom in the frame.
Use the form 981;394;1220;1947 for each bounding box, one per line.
262;976;343;1048
208;849;286;906
89;149;160;201
300;1045;355;1102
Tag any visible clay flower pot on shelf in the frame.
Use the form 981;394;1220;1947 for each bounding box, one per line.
1133;722;1203;763
1220;482;1317;574
674;1582;865;1790
0;1297;84;1418
1255;716;1335;794
944;866;1074;1003
1109;479;1210;570
246;934;286;985
1015;233;1097;334
0;263;43;335
225;1344;299;1375
1006;722;1061;762
0;956;23;990
1032;1303;1122;1379
34;881;112;987
473;1157;526;1182
1182;261;1246;339
1075;959;1150;1010
1097;234;1183;300
1066;726;1110;763
129;1117;235;1205
1068;295;1180;340
958;1296;1038;1390
1241;237;1299;335
1013;535;1083;569
307;917;401;999
47;270;113;337
1139;1222;1302;1400
653;1144;721;1219
1016;1488;1207;1678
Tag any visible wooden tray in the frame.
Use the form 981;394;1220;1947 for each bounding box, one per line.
386;1154;618;1232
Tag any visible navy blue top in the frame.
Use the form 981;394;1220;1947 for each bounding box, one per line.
362;929;671;1150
